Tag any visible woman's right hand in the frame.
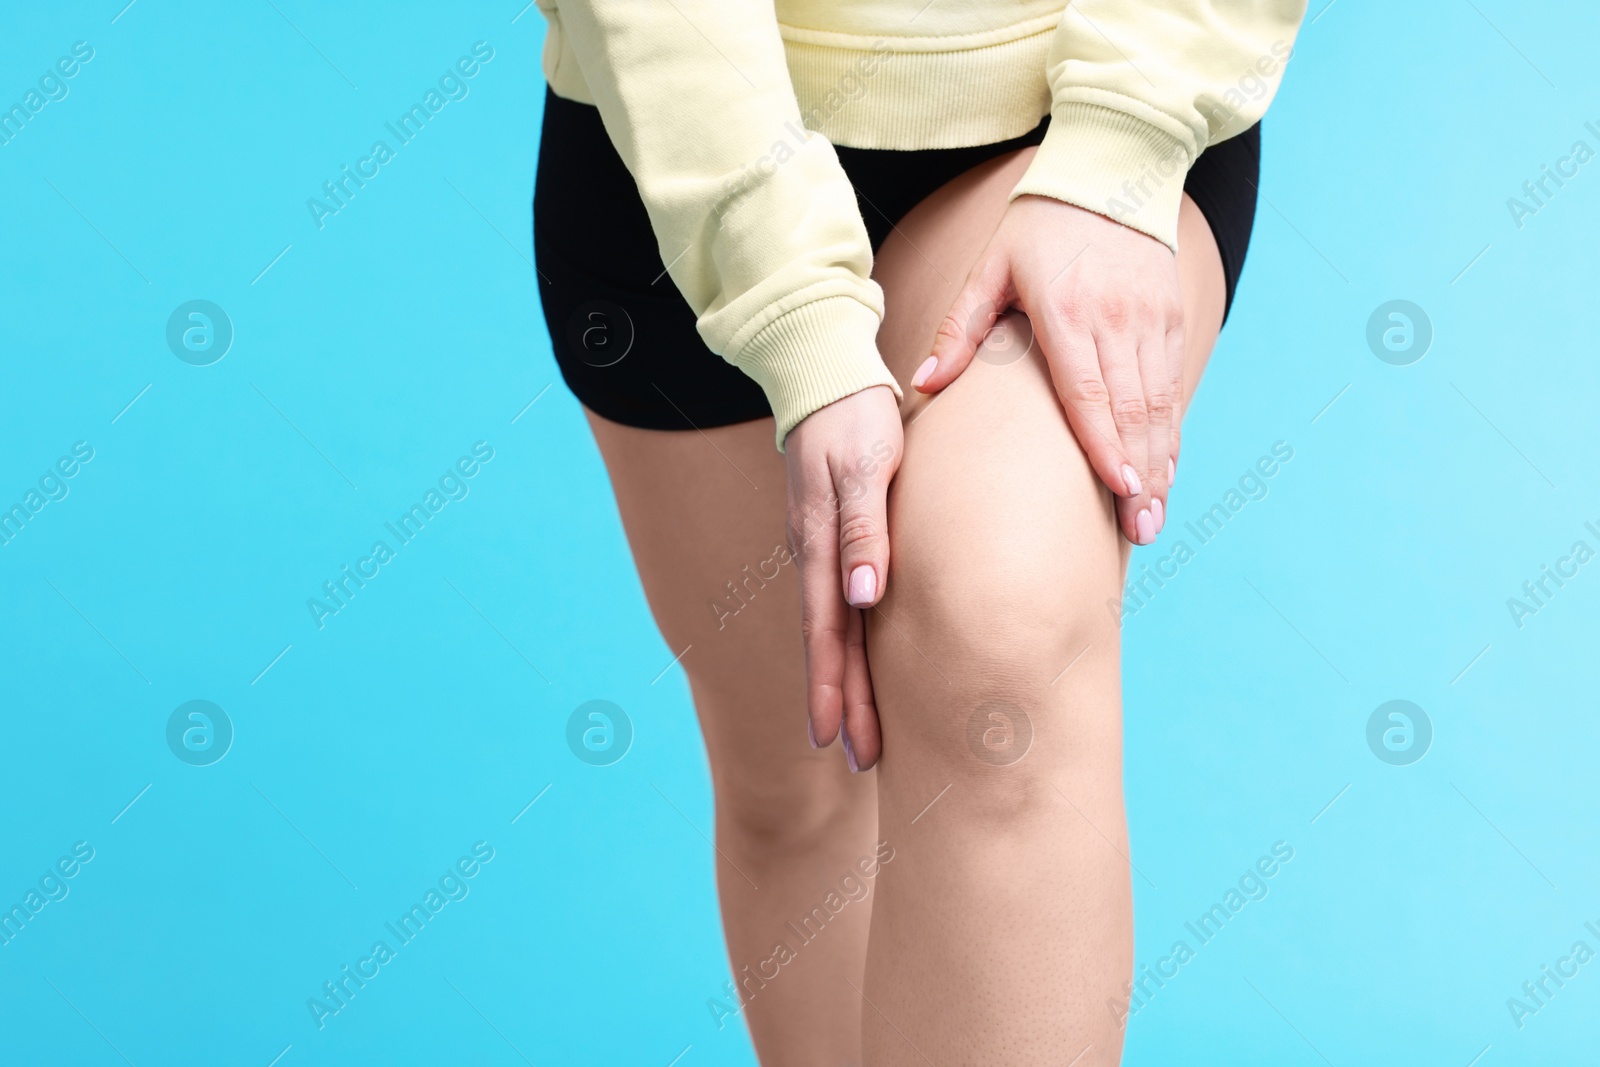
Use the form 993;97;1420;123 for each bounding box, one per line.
784;384;903;774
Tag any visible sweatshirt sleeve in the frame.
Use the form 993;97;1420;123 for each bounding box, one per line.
538;0;900;451
1010;0;1307;250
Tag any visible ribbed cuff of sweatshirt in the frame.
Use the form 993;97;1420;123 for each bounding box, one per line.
732;295;903;452
1010;100;1193;251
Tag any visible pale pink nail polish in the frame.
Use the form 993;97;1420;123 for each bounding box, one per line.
911;356;938;389
1135;508;1154;545
808;719;819;749
1121;464;1143;497
1151;496;1165;534
841;730;860;773
847;565;877;606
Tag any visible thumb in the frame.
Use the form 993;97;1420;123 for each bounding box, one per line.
835;448;896;609
915;255;1014;393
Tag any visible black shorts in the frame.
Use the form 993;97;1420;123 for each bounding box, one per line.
534;87;1260;432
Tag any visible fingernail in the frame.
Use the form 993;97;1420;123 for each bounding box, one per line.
1168;456;1176;486
1121;464;1143;497
911;356;938;390
1135;508;1154;545
1151;496;1165;534
841;730;860;773
847;564;877;607
808;719;819;749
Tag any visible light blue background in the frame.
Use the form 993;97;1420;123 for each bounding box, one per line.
1;1;1596;1064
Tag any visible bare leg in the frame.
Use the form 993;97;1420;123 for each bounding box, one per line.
859;148;1225;1065
583;412;878;1064
578;142;1223;1063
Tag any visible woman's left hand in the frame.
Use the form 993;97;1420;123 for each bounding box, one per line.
912;194;1182;545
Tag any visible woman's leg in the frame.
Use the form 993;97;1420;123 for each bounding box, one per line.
582;411;878;1064
859;148;1226;1064
579;139;1225;1063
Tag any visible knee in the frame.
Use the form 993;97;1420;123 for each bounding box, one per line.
868;386;1127;809
709;754;873;857
874;548;1122;805
878;338;1125;683
891;538;1113;688
875;478;1122;711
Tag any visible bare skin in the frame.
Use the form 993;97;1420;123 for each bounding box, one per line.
583;145;1225;1063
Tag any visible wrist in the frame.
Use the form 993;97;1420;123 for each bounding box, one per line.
1009;100;1193;251
732;296;903;451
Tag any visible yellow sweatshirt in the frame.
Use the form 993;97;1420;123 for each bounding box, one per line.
537;0;1306;447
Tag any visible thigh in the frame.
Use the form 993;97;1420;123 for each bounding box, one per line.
865;147;1228;779
581;412;860;809
581;411;791;730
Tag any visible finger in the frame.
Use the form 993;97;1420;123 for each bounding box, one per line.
1169;424;1182;490
1137;329;1178;538
917;256;1013;393
1030;307;1139;502
841;605;882;771
1167;319;1187;492
1097;323;1151;545
1147;317;1185;534
790;484;847;748
835;449;894;610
